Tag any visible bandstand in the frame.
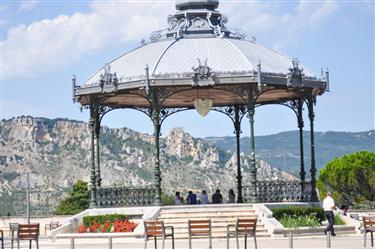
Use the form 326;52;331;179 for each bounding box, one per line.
72;0;329;208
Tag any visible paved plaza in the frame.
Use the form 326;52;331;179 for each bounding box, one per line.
1;234;370;249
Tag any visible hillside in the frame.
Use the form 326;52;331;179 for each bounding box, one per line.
206;130;375;176
0;116;293;216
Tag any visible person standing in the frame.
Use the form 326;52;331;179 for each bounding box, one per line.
187;191;197;205
200;190;209;205
228;189;236;203
212;189;223;204
175;191;184;205
322;192;336;236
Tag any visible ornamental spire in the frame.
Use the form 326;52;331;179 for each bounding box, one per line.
175;0;219;11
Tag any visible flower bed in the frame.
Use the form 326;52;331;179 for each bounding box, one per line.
77;214;138;233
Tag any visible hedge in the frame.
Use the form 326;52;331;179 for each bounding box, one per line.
271;206;326;223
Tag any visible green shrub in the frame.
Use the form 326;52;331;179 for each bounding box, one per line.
83;214;128;227
334;214;345;225
54;181;89;215
271;206;326;223
279;213;321;228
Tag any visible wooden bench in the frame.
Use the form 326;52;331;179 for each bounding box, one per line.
188;220;212;249
227;218;258;249
144;221;174;249
363;216;375;247
11;224;39;249
0;229;4;249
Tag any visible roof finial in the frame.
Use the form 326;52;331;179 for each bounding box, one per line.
175;0;219;11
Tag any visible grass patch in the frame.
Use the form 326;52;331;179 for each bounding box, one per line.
334;214;346;225
278;213;321;228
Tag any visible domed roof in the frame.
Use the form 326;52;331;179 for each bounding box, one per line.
83;1;315;87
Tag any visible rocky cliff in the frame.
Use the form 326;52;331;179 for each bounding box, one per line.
0;116;294;215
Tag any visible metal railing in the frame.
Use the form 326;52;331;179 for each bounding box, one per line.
243;180;312;202
96;187;156;208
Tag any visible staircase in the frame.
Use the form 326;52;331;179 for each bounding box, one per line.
157;204;270;239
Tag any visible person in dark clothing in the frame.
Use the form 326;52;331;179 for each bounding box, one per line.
212;189;223;204
187;191;197;204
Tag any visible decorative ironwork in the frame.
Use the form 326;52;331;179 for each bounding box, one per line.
192;59;216;86
243;181;312;203
97;187;156;207
160;107;190;125
99;65;119;92
287;58;305;87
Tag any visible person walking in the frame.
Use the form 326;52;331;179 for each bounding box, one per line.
322;192;336;236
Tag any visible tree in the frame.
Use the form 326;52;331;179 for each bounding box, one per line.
317;151;375;206
54;181;89;215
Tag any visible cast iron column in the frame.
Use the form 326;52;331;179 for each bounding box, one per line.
234;106;243;203
308;97;319;202
247;101;258;203
95;113;102;188
152;107;162;206
297;99;306;198
89;106;97;208
150;83;162;206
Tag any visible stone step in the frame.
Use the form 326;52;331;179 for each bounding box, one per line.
159;213;257;220
160;206;254;214
159;210;255;217
172;232;270;239
161;220;264;228
161;223;266;230
157;205;271;238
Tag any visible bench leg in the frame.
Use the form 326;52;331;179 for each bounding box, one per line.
244;234;247;249
154;237;157;249
29;240;32;249
365;232;367;247
188;233;191;249
209;232;212;249
172;234;175;249
144;237;147;249
226;234;230;249
254;233;258;249
371;231;374;247
162;236;165;249
17;239;19;249
236;234;239;249
36;239;39;249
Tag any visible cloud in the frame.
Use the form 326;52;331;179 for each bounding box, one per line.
19;0;39;12
221;1;338;50
2;1;173;80
2;0;338;80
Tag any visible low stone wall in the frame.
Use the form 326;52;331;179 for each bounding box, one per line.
51;206;161;240
0;216;70;236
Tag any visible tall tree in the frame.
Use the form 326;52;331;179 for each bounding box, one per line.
54;181;89;215
317;151;375;206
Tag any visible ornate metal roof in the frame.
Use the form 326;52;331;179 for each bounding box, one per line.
83;0;316;87
75;0;328;108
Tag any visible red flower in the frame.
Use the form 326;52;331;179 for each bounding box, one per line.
77;225;87;233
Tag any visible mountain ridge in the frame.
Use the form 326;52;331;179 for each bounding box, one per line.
0;116;294;216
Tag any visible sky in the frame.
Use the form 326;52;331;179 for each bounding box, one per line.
1;0;374;138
